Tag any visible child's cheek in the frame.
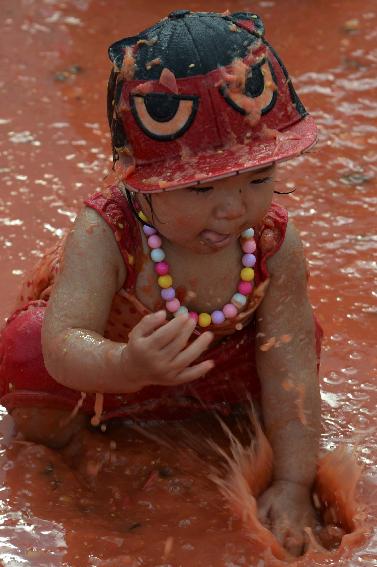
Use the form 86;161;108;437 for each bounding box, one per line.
251;189;274;223
172;214;199;235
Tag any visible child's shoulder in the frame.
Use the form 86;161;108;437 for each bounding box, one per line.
84;185;140;249
266;217;308;284
257;199;309;292
85;185;130;222
83;185;142;289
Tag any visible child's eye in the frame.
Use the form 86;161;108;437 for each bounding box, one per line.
250;176;272;185
188;186;213;193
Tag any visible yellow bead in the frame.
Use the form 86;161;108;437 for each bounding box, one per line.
138;211;148;222
158;275;173;289
198;313;211;327
240;267;255;282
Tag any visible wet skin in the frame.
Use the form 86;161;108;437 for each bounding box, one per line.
14;166;320;556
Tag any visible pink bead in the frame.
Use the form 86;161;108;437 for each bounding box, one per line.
166;298;180;313
189;311;199;323
148;235;162;249
223;303;238;319
242;239;256;254
242;253;256;267
155;261;169;276
238;281;253;295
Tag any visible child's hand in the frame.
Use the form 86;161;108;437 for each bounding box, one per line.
257;480;318;557
122;311;214;391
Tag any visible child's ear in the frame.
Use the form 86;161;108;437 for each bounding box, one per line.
230;12;265;37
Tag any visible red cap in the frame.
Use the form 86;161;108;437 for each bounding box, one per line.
109;11;317;192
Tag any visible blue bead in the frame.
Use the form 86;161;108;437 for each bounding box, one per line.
231;293;247;307
211;310;225;325
174;306;189;317
241;228;254;239
151;248;165;262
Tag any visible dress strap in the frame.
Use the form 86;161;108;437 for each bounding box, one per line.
84;186;142;291
255;202;288;284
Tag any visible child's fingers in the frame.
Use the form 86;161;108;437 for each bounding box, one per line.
271;520;304;557
173;331;213;368
161;318;198;358
131;310;166;339
282;531;304;557
150;313;195;350
174;360;214;384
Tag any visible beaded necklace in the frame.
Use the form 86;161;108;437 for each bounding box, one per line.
139;211;256;329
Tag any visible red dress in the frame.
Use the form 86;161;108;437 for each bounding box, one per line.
0;186;322;420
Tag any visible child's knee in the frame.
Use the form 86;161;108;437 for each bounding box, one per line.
0;302;47;398
11;406;88;449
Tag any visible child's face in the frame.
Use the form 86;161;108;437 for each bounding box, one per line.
138;166;275;254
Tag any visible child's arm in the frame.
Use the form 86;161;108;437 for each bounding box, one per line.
42;206;213;394
255;220;321;555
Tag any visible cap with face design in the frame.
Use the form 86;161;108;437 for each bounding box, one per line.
107;10;317;193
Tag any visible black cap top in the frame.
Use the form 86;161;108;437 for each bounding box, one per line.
109;11;264;81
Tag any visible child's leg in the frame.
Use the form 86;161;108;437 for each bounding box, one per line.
1;303;90;448
11;407;88;449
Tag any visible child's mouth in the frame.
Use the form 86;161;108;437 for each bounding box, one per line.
200;230;232;248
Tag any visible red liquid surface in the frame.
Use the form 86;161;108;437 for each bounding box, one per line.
0;1;376;565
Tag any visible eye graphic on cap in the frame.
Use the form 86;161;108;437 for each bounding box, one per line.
220;58;277;116
130;93;199;141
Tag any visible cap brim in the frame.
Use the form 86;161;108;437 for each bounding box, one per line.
124;115;317;193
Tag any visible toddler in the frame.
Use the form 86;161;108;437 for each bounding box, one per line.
0;10;322;556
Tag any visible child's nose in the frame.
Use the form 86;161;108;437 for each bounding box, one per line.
215;193;246;220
